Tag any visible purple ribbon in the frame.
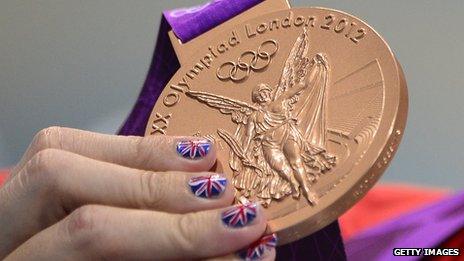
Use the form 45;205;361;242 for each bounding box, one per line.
164;0;263;43
118;1;346;260
345;191;464;260
118;17;178;136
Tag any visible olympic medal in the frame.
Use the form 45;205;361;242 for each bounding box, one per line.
145;7;408;244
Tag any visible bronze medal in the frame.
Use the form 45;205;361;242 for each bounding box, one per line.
145;1;408;245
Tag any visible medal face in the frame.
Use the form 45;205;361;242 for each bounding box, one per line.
145;7;408;244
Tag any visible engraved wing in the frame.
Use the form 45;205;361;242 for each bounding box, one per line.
186;90;258;124
273;28;311;100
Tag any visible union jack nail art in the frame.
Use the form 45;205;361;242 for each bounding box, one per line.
176;139;211;159
238;234;278;261
188;175;227;198
221;202;258;228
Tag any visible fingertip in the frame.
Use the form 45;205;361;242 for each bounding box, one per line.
262;248;276;261
256;205;268;231
222;174;236;205
204;139;218;170
207;247;275;261
254;204;269;233
186;172;234;207
145;171;232;214
217;203;268;251
174;136;217;172
163;202;269;259
221;203;267;230
236;234;277;261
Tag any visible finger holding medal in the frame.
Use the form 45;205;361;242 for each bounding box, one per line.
0;0;411;258
0;127;272;260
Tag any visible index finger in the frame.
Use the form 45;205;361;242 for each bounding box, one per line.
11;126;216;177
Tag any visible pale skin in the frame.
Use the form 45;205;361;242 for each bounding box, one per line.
0;126;276;260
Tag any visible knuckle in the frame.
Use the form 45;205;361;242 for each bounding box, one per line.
65;205;107;250
133;136;166;167
25;148;62;187
172;214;200;254
10;148;64;200
29;148;56;172
32;126;63;152
125;135;142;154
64;206;122;259
133;135;151;154
138;171;169;209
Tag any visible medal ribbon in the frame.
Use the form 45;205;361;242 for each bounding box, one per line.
346;191;464;260
118;1;346;260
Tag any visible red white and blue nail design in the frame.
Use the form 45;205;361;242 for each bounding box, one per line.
238;234;278;261
176;139;211;159
189;175;227;198
221;202;258;228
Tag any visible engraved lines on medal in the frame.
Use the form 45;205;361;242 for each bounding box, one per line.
216;40;278;82
150;113;172;135
353;129;402;199
319;14;366;44
317;59;385;198
186;30;335;206
327;60;384;148
375;129;402;170
192;131;226;150
148;30;244;136
244;11;366;45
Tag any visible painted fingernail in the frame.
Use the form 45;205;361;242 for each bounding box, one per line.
238;234;278;261
189;174;227;198
221;202;258;228
176;139;211;159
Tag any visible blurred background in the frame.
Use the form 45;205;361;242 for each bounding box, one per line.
0;0;462;189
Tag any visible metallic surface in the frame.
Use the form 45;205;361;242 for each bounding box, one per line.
145;4;408;245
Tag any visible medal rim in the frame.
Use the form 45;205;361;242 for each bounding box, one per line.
145;6;409;245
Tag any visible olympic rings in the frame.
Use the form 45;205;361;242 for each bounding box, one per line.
216;40;279;82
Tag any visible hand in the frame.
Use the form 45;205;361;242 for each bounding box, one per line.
0;127;276;260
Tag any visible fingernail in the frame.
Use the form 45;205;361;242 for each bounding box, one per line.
176;139;211;159
221;202;258;228
189;174;227;198
237;234;278;261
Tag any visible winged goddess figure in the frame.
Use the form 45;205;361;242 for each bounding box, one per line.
186;29;336;205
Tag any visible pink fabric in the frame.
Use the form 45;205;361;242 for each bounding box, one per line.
0;170;8;185
340;183;449;240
